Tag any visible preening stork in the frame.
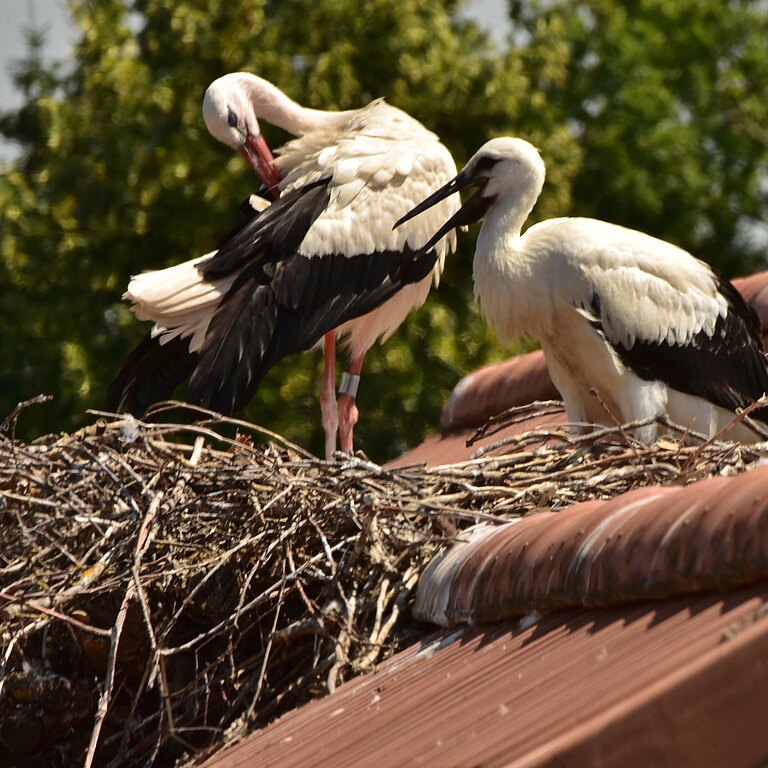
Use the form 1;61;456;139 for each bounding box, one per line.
397;136;768;443
108;73;459;458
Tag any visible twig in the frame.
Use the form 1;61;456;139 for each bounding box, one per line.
83;490;164;768
83;581;134;768
246;563;287;722
467;399;565;445
0;591;111;637
0;394;53;436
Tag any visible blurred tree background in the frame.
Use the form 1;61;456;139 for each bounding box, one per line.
1;0;766;461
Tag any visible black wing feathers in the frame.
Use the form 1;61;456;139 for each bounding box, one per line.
111;175;439;416
106;333;196;415
189;243;438;414
212;193;268;249
611;273;768;424
203;181;331;278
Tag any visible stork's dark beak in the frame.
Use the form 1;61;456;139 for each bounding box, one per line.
238;133;282;199
394;166;495;251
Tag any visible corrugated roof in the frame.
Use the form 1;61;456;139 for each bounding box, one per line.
415;464;768;626
733;270;768;340
440;351;557;433
202;582;768;768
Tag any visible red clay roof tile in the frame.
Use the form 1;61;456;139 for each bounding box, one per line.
202;582;768;768
387;410;565;468
734;270;768;339
415;465;768;626
440;350;558;434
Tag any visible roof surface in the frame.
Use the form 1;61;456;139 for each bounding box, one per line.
415;464;768;626
201;270;768;767
439;350;558;433
203;582;768;768
733;271;768;341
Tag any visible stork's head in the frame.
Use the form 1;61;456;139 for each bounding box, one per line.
469;137;546;200
202;73;282;195
395;137;546;250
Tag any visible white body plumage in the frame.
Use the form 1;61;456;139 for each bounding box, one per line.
475;215;744;439
129;99;456;360
274;99;457;360
398;137;768;443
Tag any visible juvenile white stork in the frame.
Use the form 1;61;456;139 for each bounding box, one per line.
108;73;459;458
397;137;768;443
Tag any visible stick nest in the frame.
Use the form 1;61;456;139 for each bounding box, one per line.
0;399;762;766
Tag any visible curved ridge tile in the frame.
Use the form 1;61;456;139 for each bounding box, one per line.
415;465;768;626
440;350;558;434
734;270;768;341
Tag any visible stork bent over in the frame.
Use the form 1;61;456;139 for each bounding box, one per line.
109;73;459;458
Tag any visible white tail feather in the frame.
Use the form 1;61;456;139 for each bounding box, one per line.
123;196;269;353
125;252;236;353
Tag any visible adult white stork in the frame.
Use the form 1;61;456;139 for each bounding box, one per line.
397;136;768;443
108;73;459;458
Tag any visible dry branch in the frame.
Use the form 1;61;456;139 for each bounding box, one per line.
0;400;763;766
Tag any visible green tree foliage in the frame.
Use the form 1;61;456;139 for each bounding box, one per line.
511;0;768;273
1;0;766;460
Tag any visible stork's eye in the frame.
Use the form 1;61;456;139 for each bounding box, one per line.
472;155;502;174
227;109;238;128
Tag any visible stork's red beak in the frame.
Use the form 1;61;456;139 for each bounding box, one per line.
238;133;282;199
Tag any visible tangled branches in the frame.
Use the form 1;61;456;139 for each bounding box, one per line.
0;402;762;766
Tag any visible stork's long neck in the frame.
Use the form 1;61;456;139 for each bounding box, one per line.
241;74;356;136
477;183;539;262
473;179;543;341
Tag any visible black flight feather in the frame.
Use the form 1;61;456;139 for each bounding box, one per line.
603;273;768;425
106;333;197;415
188;243;437;414
111;175;440;417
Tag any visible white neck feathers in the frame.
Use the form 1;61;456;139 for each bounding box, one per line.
237;73;355;136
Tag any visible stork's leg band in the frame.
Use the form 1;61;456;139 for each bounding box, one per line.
338;372;361;399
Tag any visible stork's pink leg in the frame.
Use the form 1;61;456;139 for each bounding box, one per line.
338;355;364;455
320;332;339;460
